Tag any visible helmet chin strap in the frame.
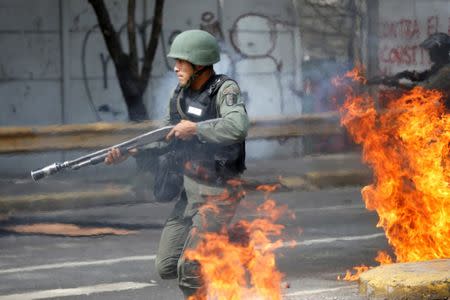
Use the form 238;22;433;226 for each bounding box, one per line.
185;64;210;88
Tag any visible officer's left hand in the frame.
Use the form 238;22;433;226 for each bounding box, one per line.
166;120;197;141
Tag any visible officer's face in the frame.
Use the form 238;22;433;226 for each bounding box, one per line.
429;47;449;64
174;59;194;87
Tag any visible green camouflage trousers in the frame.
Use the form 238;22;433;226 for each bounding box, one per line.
155;175;243;298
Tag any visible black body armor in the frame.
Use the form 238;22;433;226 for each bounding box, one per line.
169;74;246;183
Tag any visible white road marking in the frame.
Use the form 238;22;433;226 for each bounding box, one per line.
297;204;365;212
282;233;385;248
0;255;156;275
284;285;355;297
0;282;156;300
244;204;365;218
0;233;384;275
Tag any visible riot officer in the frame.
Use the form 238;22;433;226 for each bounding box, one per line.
105;29;249;298
417;32;450;108
369;32;450;92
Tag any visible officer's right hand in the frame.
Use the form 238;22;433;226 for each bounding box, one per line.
104;148;138;165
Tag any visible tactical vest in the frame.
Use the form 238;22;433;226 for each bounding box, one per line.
169;74;246;182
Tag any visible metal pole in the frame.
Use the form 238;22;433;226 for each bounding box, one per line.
59;0;70;125
367;0;379;77
291;0;304;95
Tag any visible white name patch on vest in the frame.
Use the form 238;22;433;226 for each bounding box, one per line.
187;106;203;116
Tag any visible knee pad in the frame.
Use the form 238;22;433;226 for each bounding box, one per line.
178;258;203;289
155;256;178;280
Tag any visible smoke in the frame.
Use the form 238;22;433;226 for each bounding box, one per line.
146;71;179;120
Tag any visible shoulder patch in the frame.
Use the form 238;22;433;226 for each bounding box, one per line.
222;83;240;96
225;94;238;106
220;81;241;106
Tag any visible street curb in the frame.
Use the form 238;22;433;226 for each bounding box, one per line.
0;186;137;213
279;176;314;190
359;259;450;300
305;170;372;188
0;170;371;213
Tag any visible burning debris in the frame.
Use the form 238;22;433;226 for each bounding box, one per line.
184;184;295;300
335;68;450;280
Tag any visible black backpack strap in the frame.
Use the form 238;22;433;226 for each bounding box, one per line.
194;74;233;108
169;85;183;124
208;74;232;96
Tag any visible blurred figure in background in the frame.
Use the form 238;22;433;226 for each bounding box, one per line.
369;32;450;108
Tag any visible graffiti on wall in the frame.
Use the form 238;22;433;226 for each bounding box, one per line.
228;13;300;114
81;19;179;121
379;15;450;75
81;9;302;121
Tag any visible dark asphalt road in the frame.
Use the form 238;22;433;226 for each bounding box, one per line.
0;186;389;300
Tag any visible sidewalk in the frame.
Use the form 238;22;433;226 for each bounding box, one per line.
245;152;371;189
360;259;450;300
0;153;371;213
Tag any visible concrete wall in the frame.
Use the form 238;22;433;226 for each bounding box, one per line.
295;0;450;76
0;0;62;126
1;0;382;125
0;0;304;175
1;0;447;176
294;0;369;116
0;0;304;127
296;0;363;62
378;0;450;75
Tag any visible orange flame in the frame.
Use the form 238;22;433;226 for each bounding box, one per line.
338;265;370;281
338;251;393;281
375;250;393;265
335;68;450;279
256;184;282;194
185;185;293;300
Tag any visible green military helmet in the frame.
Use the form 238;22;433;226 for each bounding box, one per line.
167;30;220;66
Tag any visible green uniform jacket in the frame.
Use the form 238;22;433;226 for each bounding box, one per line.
164;79;249;144
418;64;450;108
418;64;450;93
143;78;249;153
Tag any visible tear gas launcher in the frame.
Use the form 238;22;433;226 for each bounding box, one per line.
367;70;420;89
30;118;221;181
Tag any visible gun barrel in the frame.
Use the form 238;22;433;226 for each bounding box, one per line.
31;162;66;181
30;118;222;181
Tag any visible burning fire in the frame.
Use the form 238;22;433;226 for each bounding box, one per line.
335;68;450;279
337;250;393;281
185;184;294;300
